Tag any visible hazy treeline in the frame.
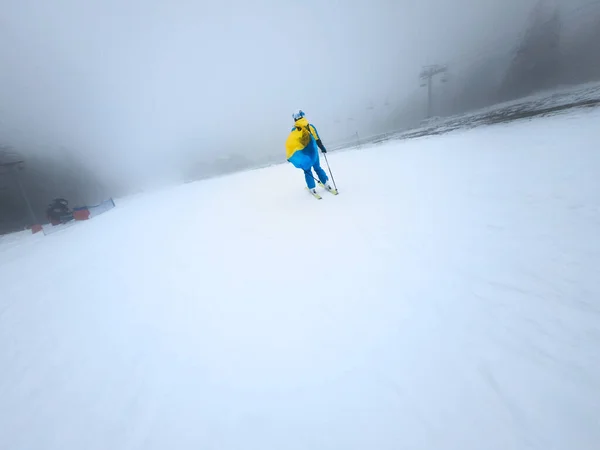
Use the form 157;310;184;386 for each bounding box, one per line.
440;1;600;118
0;145;110;233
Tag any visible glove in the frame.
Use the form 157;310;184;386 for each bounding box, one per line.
317;139;327;153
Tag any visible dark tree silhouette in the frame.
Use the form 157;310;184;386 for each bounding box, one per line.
500;0;562;100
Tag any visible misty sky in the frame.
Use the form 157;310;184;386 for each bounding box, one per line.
0;0;589;188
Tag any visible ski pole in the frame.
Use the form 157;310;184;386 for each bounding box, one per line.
306;171;332;188
322;153;338;192
307;172;320;184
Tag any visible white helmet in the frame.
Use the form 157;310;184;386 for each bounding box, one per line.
292;110;305;121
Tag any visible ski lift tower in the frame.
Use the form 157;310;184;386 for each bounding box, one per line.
419;64;448;119
0;159;37;226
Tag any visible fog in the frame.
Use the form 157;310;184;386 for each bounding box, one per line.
1;0;599;229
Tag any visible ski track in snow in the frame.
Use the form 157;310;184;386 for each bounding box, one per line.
1;108;600;450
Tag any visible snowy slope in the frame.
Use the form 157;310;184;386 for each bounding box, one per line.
332;80;600;151
1;108;600;450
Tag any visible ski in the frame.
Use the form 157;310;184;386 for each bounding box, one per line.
318;182;338;195
307;188;322;199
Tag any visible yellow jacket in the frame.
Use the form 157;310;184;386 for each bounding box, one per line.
285;117;320;160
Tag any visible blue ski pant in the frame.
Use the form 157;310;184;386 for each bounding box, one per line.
304;160;328;189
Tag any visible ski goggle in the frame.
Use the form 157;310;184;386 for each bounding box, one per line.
292;110;305;121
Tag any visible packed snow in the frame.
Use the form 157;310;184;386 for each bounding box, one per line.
1;108;600;450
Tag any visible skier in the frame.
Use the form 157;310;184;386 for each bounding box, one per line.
285;110;336;196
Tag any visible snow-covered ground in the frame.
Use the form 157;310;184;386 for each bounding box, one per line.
1;107;600;450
